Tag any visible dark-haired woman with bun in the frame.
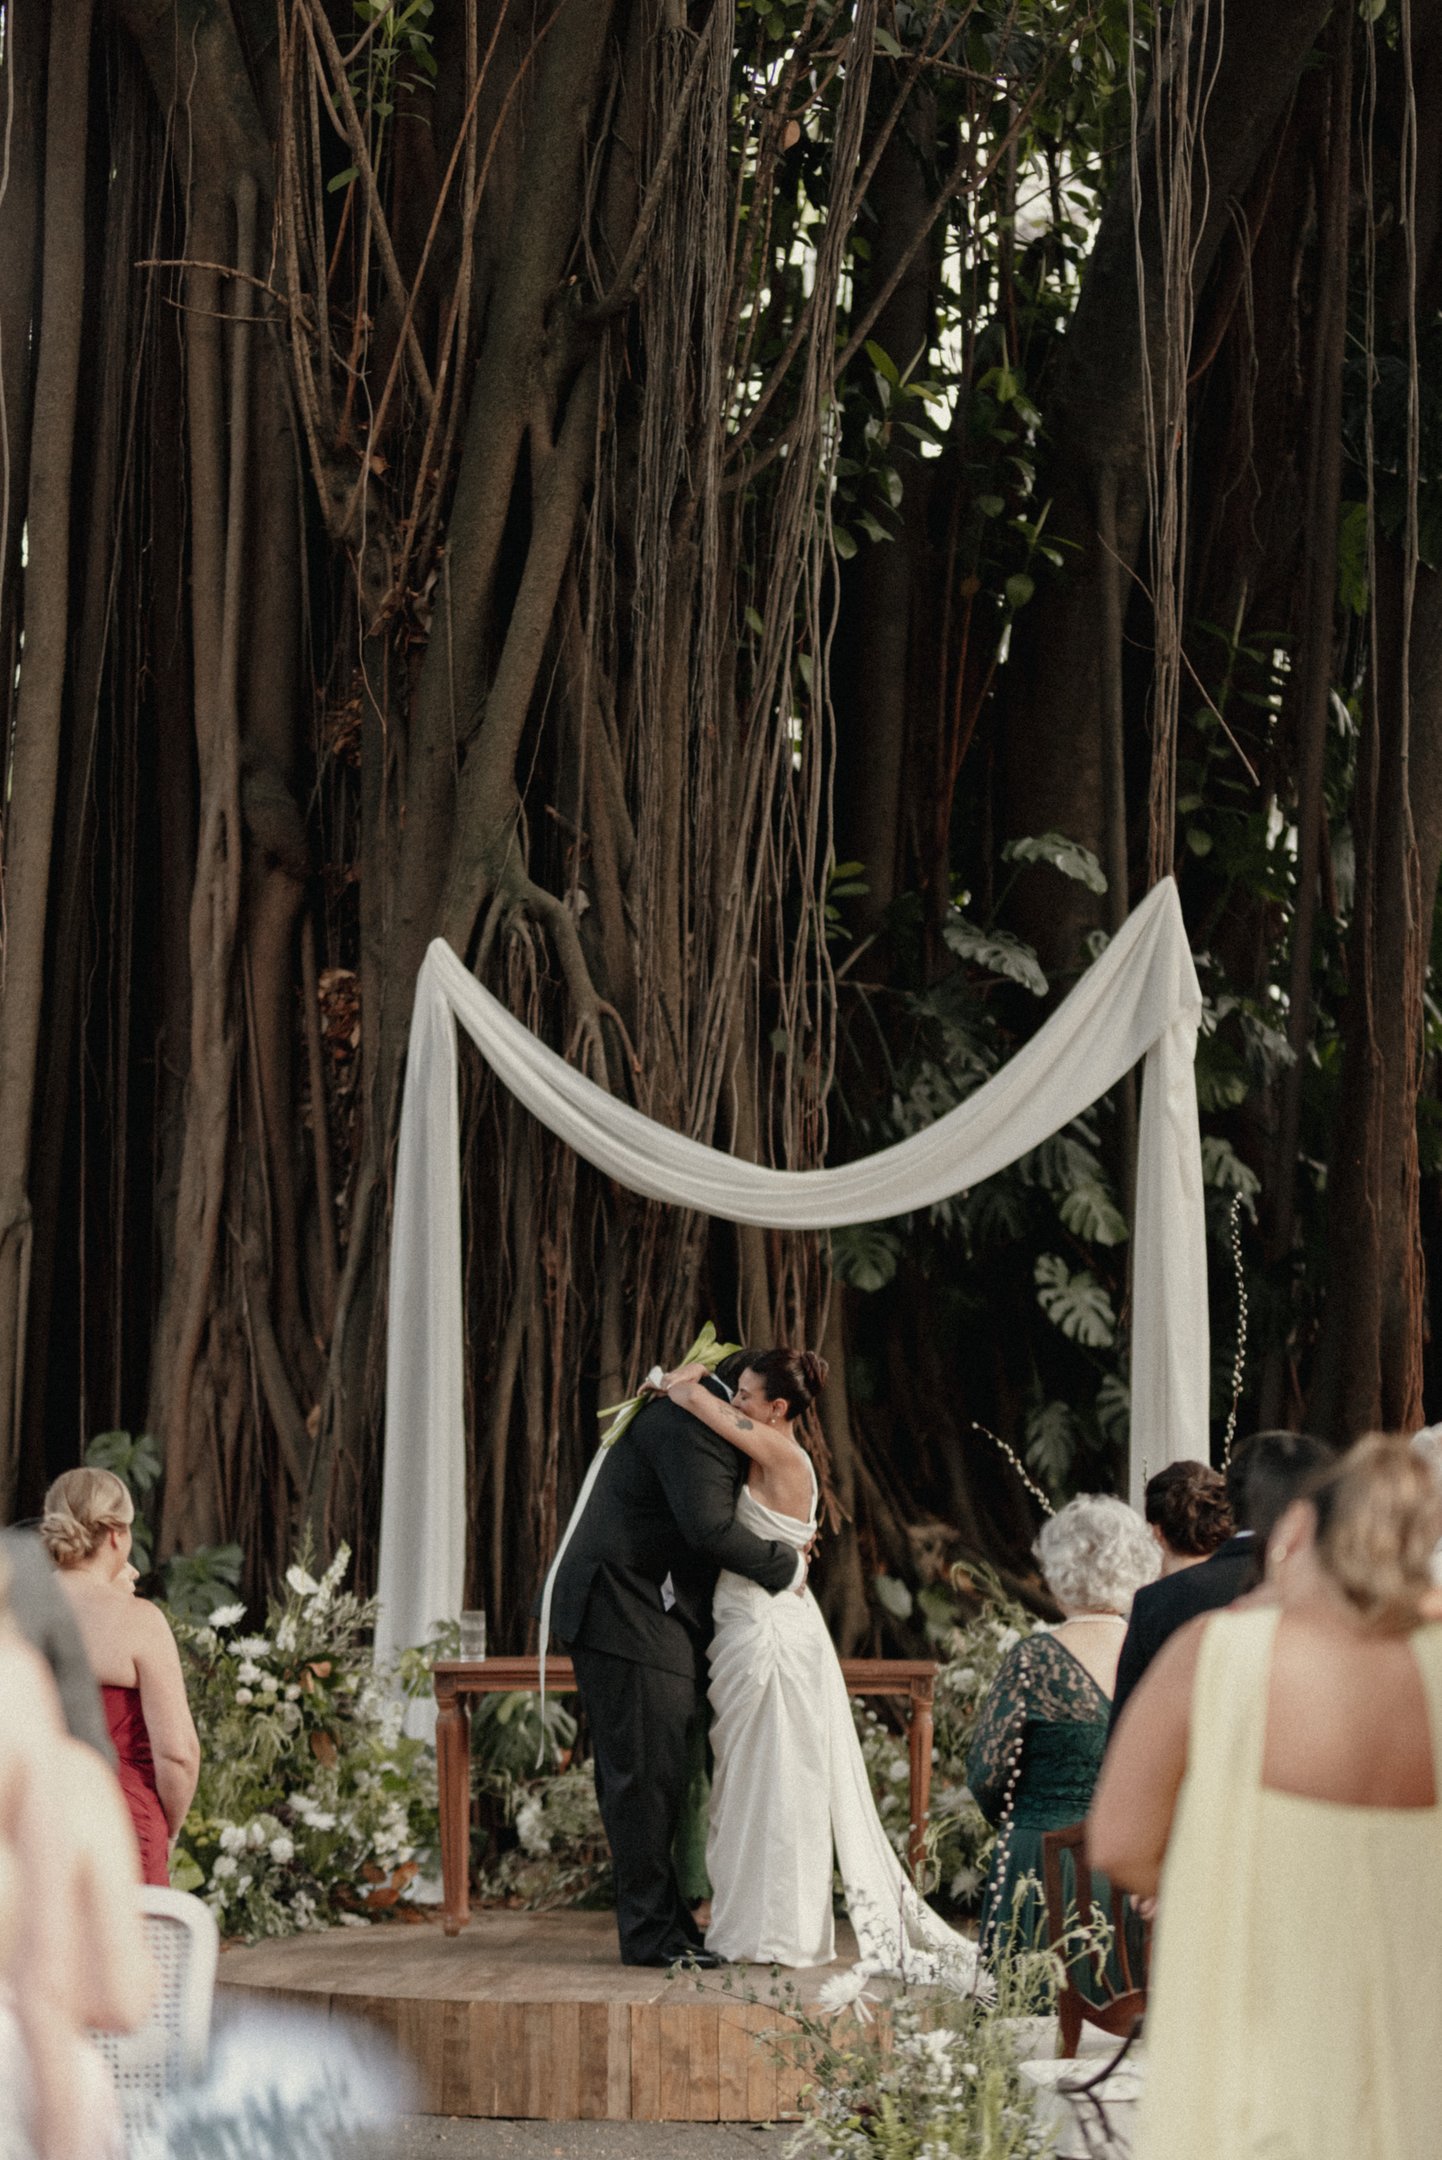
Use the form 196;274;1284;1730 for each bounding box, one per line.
1091;1434;1442;2159
655;1347;976;1985
1144;1460;1233;1575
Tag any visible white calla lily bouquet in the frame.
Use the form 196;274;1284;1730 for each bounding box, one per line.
595;1320;740;1444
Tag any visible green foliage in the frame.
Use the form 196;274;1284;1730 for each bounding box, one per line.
84;1430;161;1570
169;1542;438;1941
475;1762;611;1910
1033;1254;1116;1348
765;1970;1052;2160
831;1222;904;1292
1000;832;1108;894
1024;1397;1080;1491
165;1543;245;1622
83;1429;241;1598
942;915;1049;997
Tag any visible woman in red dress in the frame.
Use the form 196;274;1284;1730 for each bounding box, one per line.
41;1468;200;1886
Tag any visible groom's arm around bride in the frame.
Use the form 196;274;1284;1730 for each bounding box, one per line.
548;1374;800;1966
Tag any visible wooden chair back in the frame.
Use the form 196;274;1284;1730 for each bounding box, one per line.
1040;1820;1148;2059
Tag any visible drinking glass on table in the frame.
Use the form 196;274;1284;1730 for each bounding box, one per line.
459;1609;487;1660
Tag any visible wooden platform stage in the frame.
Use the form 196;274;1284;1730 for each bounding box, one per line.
217;1908;858;2122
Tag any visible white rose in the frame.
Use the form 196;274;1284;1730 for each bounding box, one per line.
260;1673;279;1695
284;1684;301;1701
269;1834;295;1865
234;1687;254;1705
218;1825;248;1855
208;1602;246;1629
212;1854;238;1880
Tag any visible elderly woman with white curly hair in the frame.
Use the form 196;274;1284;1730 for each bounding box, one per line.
966;1493;1158;1975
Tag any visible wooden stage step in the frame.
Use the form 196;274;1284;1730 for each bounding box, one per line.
217;1909;857;2122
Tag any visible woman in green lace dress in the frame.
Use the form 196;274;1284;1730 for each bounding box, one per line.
967;1494;1157;1986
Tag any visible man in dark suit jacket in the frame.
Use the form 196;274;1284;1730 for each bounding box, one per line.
1108;1429;1337;1734
548;1373;802;1966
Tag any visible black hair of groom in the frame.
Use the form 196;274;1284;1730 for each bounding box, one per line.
1226;1428;1338;1545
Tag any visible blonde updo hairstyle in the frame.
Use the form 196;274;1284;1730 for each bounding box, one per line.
40;1467;134;1569
1308;1433;1442;1632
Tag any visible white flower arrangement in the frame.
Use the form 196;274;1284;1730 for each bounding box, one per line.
169;1538;438;1941
769;1955;1051;2160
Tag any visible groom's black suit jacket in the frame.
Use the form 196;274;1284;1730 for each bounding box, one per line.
1107;1532;1259;1735
548;1384;798;1680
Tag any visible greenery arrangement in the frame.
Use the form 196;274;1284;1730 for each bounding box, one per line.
857;1567;1039;1910
754;1945;1059;2160
168;1544;438;1941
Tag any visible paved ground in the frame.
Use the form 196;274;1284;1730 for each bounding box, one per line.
363;2122;799;2159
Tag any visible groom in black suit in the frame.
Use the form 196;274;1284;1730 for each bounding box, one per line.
1108;1427;1336;1733
548;1364;802;1966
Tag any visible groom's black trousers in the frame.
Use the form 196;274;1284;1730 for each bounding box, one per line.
570;1643;704;1965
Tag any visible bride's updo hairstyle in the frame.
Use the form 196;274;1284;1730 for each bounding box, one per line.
40;1467;134;1569
746;1348;829;1419
1308;1433;1442;1632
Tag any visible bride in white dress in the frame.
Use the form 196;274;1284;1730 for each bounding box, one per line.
657;1348;977;1987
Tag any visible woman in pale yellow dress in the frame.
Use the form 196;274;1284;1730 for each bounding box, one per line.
1090;1432;1442;2160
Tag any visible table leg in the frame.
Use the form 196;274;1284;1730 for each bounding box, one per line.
436;1686;472;1936
907;1676;935;1880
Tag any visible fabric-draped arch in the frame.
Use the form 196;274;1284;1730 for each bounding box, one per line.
375;877;1207;1666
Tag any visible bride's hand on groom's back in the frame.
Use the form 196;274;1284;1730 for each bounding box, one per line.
656;1360;709;1393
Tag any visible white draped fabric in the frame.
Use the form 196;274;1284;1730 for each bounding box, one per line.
375;876;1206;1668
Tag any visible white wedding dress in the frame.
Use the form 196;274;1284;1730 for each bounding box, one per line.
704;1475;978;1988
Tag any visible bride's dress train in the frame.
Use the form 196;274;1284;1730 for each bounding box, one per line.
704;1481;977;1987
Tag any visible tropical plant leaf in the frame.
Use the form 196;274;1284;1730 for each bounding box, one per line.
1096;1372;1131;1447
1200;1136;1261;1215
1001;831;1108;893
1033;1253;1116;1346
942;915;1048;996
830;1222;902;1292
1025;1398;1078;1486
85;1428;163;1495
1058;1177;1129;1246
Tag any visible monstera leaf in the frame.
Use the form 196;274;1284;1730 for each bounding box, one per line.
942;914;1048;996
1033;1253;1117;1347
1001;831;1108;893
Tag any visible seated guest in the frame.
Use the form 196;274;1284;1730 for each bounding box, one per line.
1143;1460;1232;1576
967;1495;1157;1971
41;1469;200;1885
1090;1434;1442;2160
1107;1429;1335;1732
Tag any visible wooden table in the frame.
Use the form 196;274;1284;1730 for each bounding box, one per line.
434;1655;939;1938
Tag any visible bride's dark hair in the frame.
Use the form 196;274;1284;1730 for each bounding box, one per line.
743;1347;829;1419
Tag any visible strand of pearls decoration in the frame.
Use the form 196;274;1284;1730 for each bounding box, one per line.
972;1418;1057;1518
982;1726;1028;1962
1221;1192;1249;1472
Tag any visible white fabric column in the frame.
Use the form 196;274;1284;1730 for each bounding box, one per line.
374;877;1206;1669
